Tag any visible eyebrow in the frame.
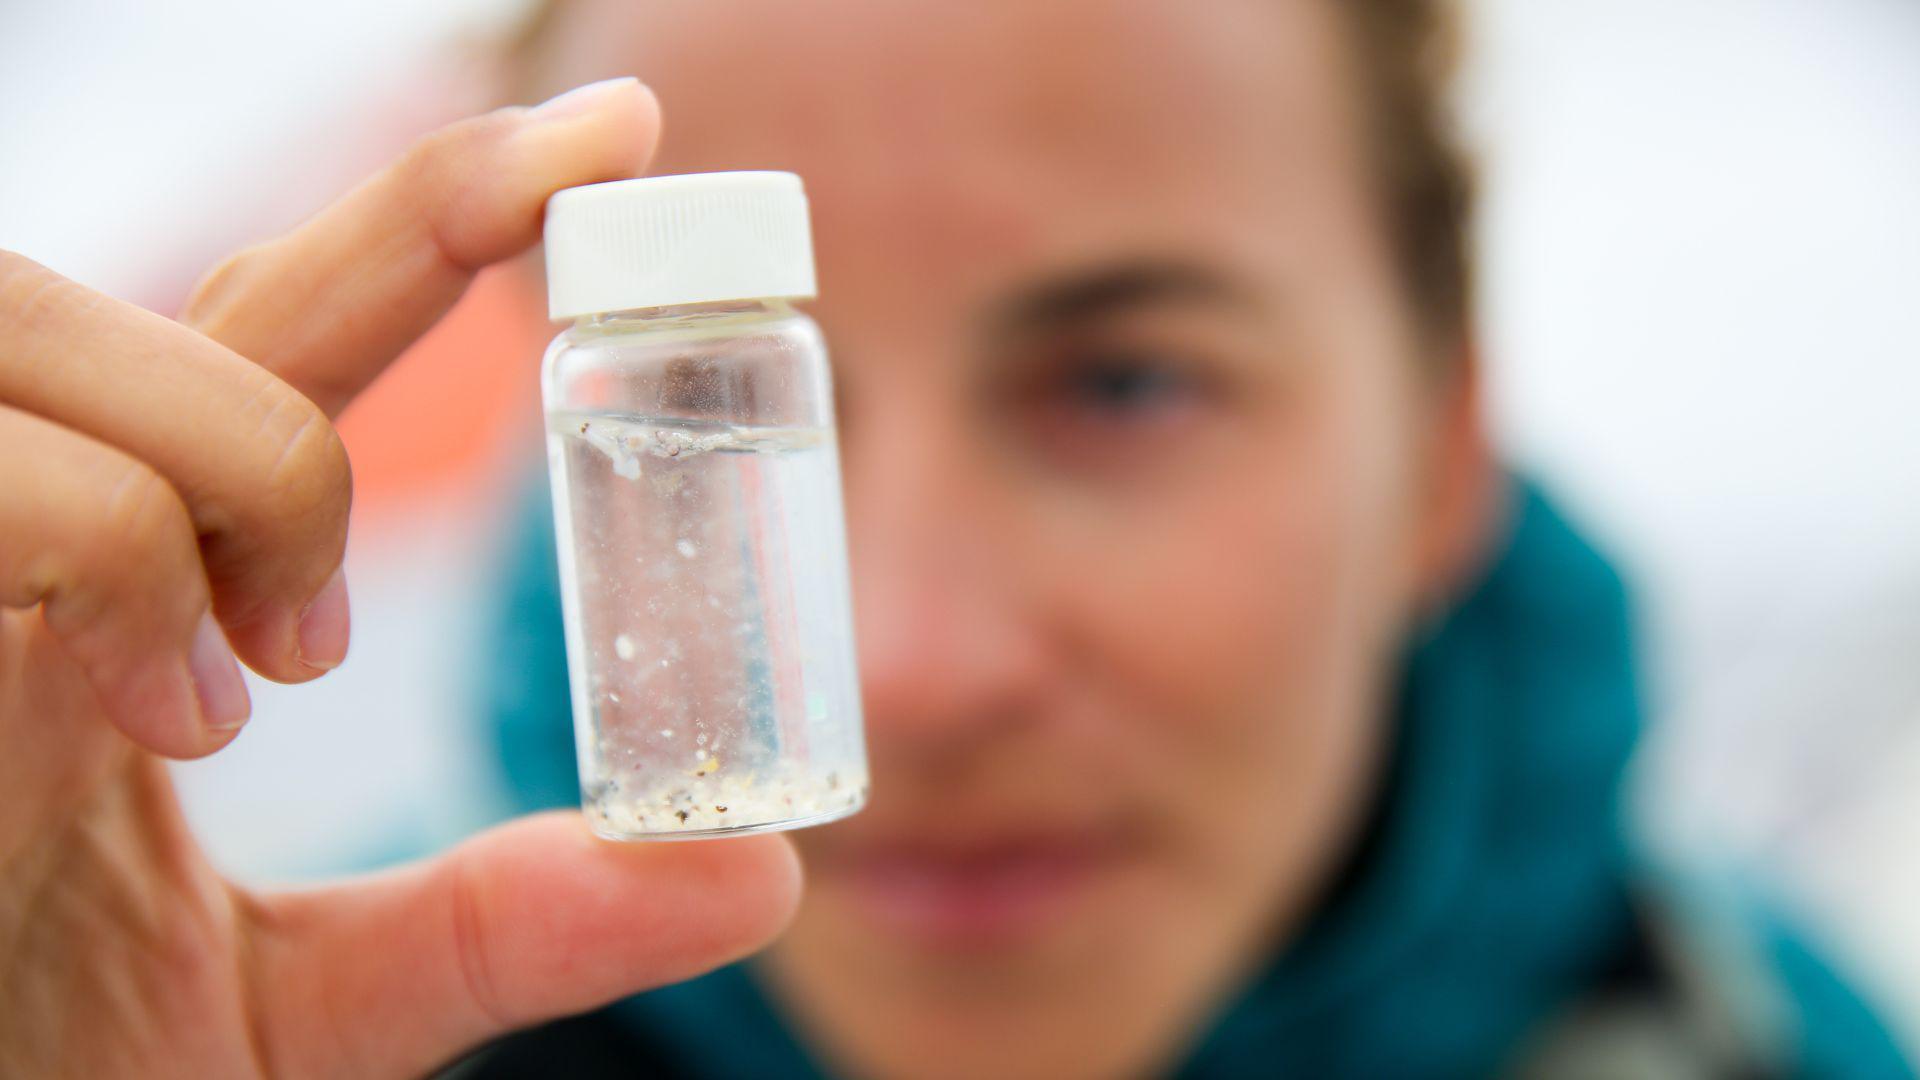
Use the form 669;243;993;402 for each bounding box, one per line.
989;258;1262;335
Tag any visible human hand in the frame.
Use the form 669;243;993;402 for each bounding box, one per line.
0;78;801;1079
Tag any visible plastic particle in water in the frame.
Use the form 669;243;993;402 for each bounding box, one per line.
676;538;698;558
614;634;637;661
659;728;674;738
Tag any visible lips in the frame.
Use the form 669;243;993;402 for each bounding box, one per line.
826;835;1124;950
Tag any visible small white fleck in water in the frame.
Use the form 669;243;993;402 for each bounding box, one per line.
675;538;698;559
614;634;637;661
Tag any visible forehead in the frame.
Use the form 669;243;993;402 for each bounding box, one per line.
540;0;1374;313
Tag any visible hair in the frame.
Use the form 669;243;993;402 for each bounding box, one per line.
506;0;1474;355
1340;0;1475;357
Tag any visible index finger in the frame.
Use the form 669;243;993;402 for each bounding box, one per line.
183;77;660;417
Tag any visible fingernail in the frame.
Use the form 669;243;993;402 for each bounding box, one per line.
190;613;252;732
528;76;640;123
297;568;351;672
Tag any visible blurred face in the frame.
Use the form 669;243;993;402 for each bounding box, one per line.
534;0;1488;1076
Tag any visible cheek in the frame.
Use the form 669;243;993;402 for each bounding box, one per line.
1038;352;1424;882
1055;368;1421;722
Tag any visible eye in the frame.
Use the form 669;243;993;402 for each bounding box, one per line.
1046;347;1206;424
999;341;1226;479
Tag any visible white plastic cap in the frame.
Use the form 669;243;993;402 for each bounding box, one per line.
543;171;817;320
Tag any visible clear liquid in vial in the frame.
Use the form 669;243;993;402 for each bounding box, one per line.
547;412;868;839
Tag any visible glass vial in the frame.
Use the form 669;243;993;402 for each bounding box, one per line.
541;172;867;840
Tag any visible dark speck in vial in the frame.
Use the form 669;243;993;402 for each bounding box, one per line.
716;805;728;813
579;421;590;434
675;809;690;823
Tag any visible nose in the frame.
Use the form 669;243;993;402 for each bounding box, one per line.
842;410;1053;759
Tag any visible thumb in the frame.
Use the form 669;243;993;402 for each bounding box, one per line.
241;813;802;1078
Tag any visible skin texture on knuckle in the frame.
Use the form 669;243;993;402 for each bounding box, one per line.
178;242;274;334
63;456;203;625
211;378;353;577
259;395;351;526
95;458;194;564
445;848;518;1036
0;410;190;622
167;373;350;651
24;449;207;731
395;110;527;274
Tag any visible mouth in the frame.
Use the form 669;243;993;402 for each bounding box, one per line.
821;832;1128;951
